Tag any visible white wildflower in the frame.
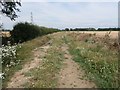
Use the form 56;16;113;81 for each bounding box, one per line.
0;73;4;79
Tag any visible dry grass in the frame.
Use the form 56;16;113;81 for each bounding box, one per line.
65;31;118;39
64;32;118;88
3;35;51;87
3;31;119;88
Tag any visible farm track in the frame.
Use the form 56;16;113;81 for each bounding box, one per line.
7;45;50;88
7;31;118;88
58;44;96;88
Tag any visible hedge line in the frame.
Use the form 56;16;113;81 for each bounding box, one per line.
9;22;59;44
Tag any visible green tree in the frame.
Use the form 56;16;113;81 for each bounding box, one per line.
0;0;21;20
11;22;41;43
65;28;69;31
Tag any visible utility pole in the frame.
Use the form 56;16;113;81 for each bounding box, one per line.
0;14;2;29
31;12;33;24
0;14;4;31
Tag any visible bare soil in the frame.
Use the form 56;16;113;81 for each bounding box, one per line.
58;44;96;88
7;32;101;88
7;45;50;88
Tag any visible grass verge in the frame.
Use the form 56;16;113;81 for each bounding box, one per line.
23;44;64;88
65;33;118;88
2;35;51;87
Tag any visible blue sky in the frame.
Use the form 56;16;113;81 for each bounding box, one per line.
1;1;119;29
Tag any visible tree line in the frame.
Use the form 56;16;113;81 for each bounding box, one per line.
2;22;59;45
64;28;119;31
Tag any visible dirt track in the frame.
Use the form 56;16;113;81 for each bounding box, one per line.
58;44;96;88
7;31;118;88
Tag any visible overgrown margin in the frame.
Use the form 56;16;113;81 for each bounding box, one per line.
66;33;118;88
2;35;51;87
21;33;66;88
23;46;64;88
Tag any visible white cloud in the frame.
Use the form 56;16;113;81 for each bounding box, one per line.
22;0;120;2
2;2;118;29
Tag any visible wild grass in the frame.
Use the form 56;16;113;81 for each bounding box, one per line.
23;46;64;88
65;33;118;88
2;35;51;87
23;35;65;88
2;31;119;88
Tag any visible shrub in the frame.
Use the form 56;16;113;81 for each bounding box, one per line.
10;22;59;43
1;44;21;69
10;22;41;43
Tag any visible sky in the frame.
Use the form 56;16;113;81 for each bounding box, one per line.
1;0;119;30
